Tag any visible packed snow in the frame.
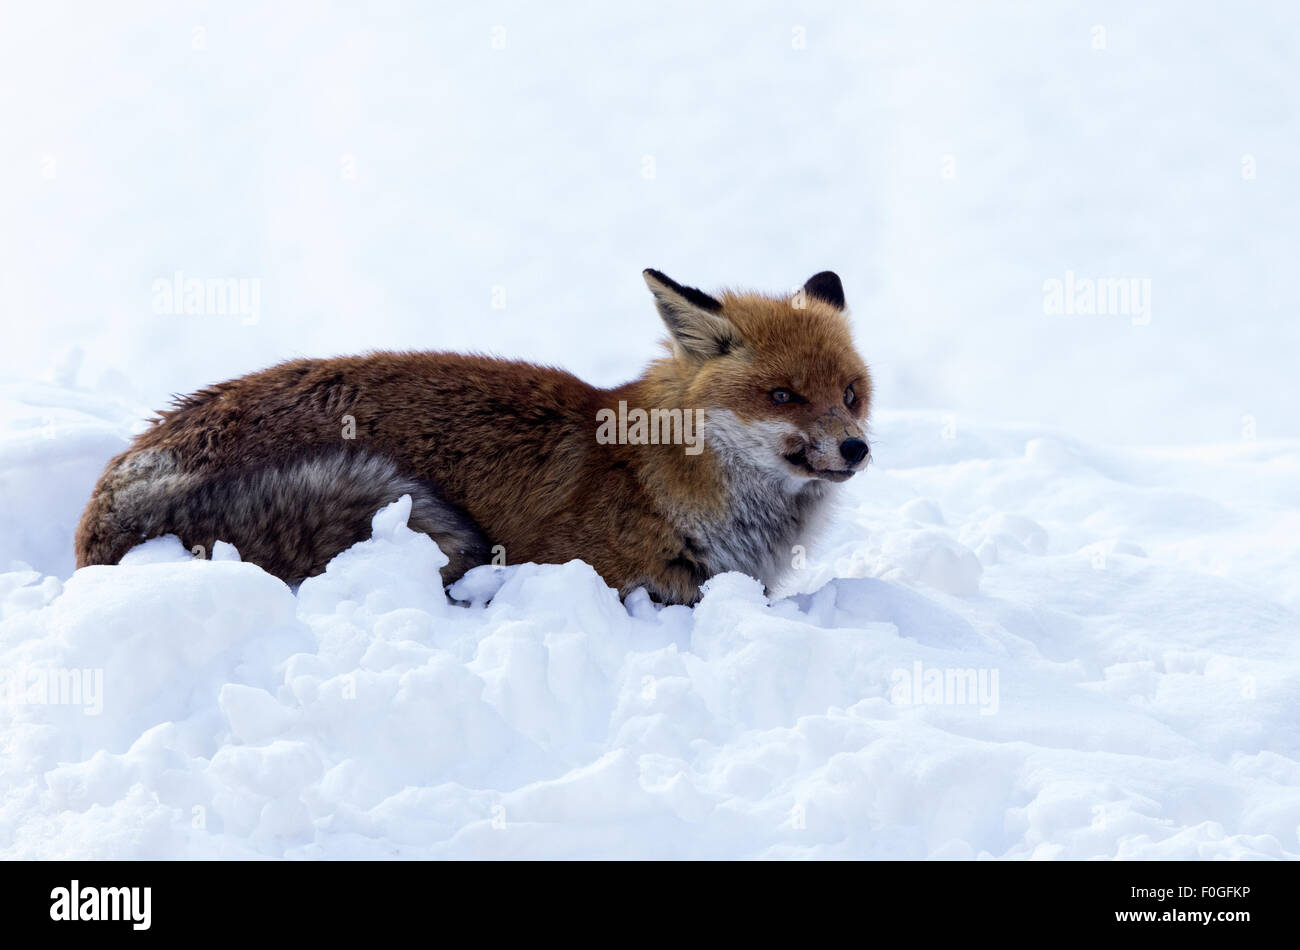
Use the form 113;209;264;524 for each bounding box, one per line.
1;386;1297;859
2;1;1298;859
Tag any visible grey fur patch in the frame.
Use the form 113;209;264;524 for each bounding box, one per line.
686;462;831;596
670;410;837;598
89;448;490;585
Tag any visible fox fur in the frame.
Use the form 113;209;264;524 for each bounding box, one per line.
75;269;872;605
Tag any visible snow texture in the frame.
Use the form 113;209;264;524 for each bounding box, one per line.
2;394;1297;858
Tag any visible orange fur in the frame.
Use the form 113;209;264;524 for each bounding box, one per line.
75;270;871;604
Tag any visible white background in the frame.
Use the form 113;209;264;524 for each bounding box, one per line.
2;0;1297;444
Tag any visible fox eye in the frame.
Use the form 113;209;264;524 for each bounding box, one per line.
844;384;856;406
770;388;794;405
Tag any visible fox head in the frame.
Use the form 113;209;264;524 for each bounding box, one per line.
643;268;871;485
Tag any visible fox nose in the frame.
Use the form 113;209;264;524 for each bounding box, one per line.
840;438;869;465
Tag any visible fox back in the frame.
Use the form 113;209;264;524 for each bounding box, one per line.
75;269;872;605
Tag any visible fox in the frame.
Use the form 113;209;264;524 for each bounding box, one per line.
74;269;872;605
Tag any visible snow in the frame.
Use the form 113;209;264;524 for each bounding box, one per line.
2;1;1298;859
1;397;1297;859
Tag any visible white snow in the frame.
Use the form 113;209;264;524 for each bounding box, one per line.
1;0;1298;859
1;397;1297;859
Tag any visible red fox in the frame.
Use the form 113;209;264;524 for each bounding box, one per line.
75;270;871;605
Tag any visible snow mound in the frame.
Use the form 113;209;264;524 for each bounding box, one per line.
3;412;1299;860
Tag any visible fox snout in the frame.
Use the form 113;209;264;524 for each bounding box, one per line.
840;438;869;465
782;411;869;482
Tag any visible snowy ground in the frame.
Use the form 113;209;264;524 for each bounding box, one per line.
2;1;1298;858
1;385;1297;859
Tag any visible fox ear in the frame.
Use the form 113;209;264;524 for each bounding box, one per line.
643;269;739;361
803;271;845;310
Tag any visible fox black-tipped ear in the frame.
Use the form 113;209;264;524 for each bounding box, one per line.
803;271;845;310
643;269;739;361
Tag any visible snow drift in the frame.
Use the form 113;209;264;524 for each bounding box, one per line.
2;392;1297;859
